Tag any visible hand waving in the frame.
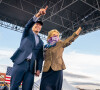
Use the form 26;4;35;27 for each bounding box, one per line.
75;27;82;35
36;6;48;17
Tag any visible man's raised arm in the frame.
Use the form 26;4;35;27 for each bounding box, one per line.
21;6;48;40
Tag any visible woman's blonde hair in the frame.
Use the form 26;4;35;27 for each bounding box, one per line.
47;29;60;42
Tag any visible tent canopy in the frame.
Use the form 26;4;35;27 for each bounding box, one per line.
0;0;100;39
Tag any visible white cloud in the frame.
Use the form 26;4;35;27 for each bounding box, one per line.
0;49;14;66
0;65;7;73
0;48;100;84
63;51;100;82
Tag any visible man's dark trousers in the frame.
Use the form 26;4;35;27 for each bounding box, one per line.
10;60;34;90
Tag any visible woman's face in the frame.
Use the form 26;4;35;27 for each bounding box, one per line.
50;32;59;38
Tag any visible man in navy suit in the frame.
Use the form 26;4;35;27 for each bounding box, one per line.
10;6;48;90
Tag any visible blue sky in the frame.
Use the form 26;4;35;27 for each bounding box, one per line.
0;26;100;55
64;29;100;55
0;27;22;50
0;26;100;83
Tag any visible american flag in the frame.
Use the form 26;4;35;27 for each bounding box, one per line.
5;66;12;84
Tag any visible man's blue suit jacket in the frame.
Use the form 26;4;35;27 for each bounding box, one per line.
10;18;44;73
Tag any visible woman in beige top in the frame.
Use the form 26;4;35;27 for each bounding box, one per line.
40;27;82;90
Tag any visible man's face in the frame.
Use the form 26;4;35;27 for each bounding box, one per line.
32;23;42;34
